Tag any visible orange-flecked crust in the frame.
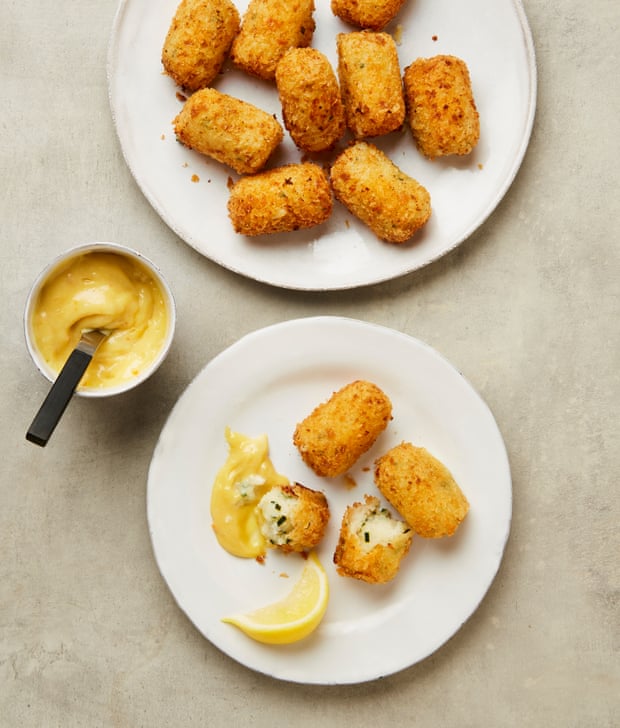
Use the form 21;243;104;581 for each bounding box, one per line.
162;0;240;92
330;141;431;243
333;495;413;583
331;0;406;31
276;48;346;153
173;88;283;175
230;0;316;81
374;442;469;538
227;163;332;236
293;380;392;478
336;31;405;138
403;55;480;159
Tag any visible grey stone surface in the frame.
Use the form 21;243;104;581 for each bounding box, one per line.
1;0;618;725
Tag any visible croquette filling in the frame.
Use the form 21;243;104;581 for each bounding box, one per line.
350;506;410;553
232;474;266;506
258;487;300;546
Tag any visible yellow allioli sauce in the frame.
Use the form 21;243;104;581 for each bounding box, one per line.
211;428;289;558
31;251;169;389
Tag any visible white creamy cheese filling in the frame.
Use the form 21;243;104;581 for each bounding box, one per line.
350;506;409;553
232;474;266;507
258;487;300;546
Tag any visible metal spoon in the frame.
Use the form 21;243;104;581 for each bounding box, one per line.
26;329;109;447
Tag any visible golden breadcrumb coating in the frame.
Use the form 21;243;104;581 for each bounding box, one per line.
330;141;431;243
227;163;332;236
162;0;240;92
374;442;469;538
173;88;283;175
331;0;406;31
336;31;405;138
275;48;346;153
403;55;480;159
333;494;413;583
230;0;316;80
257;482;330;553
293;380;392;478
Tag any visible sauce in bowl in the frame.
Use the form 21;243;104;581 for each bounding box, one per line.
26;245;174;393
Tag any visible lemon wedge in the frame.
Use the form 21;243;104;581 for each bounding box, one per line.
222;552;329;644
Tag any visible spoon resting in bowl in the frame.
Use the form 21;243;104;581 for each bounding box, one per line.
26;329;109;447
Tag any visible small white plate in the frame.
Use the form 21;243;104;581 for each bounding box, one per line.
108;0;536;291
147;317;512;684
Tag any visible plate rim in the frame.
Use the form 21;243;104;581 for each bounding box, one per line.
146;315;513;684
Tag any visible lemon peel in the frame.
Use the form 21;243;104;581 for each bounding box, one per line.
222;552;329;644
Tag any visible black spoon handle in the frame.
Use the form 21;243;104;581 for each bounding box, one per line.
26;348;93;447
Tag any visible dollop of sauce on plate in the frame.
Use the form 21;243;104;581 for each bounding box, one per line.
31;251;169;389
211;427;289;558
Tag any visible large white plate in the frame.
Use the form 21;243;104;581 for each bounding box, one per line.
107;0;536;291
147;317;512;683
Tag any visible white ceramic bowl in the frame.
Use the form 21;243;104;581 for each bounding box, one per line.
24;242;176;398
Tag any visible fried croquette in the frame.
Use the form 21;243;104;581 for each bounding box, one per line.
403;55;480;159
257;482;330;553
275;48;346;153
374;442;469;538
173;88;283;175
162;0;240;92
230;0;316;81
227;163;332;235
333;495;413;583
331;0;406;31
293;380;392;478
336;31;405;138
330;141;431;243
